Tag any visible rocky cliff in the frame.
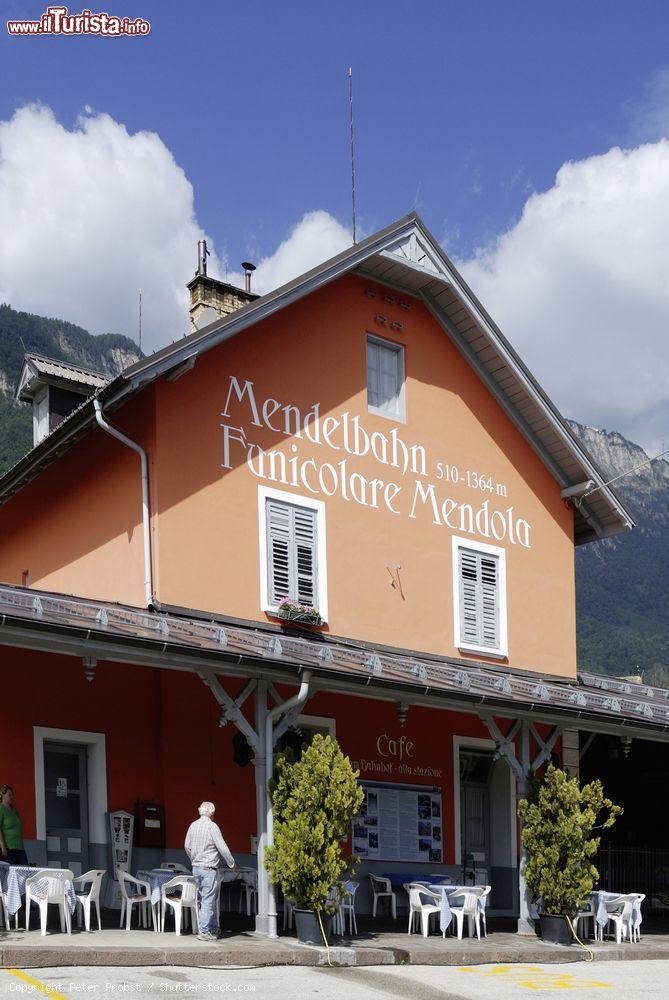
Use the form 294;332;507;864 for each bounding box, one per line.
570;421;669;683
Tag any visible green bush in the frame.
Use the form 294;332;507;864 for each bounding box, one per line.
264;733;364;913
518;765;622;917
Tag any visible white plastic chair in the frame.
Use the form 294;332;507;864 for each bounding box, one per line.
448;886;485;940
73;869;105;931
339;881;359;935
369;875;396;919
117;869;156;931
0;881;12;930
602;893;645;944
160;863;190;874
478;885;491;937
407;884;441;937
236;868;257;916
25;869;74;936
574;895;596;940
161;875;199;935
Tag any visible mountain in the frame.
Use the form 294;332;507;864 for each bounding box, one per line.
0;303;140;475
570;421;669;685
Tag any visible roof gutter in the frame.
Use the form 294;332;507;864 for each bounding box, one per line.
93;398;153;607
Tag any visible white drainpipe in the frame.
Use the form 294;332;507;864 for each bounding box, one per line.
263;669;312;939
93;397;153;607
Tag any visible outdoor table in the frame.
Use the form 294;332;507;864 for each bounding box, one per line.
136;868;185;907
0;863;76;917
382;872;447;889
427;883;487;935
593;890;642;934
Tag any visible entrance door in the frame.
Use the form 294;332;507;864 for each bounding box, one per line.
459;749;494;871
43;742;89;875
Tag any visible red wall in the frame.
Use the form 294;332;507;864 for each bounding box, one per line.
2;647;558;859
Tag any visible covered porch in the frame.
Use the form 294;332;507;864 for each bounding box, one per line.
1;583;668;946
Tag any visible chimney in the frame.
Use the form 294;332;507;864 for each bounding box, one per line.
187;241;258;331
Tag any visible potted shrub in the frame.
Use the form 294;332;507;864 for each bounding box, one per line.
277;599;322;626
518;765;622;945
264;733;364;945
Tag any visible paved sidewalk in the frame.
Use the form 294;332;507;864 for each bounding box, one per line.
5;923;669;969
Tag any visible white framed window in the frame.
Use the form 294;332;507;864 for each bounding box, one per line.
366;334;405;420
258;485;328;621
452;536;508;659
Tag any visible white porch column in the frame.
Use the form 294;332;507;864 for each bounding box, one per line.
254;680;270;935
516;720;534;935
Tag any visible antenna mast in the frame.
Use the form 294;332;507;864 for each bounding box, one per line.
348;67;357;244
138;288;142;354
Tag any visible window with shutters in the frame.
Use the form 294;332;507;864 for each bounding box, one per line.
258;486;328;620
366;334;405;420
451;537;508;658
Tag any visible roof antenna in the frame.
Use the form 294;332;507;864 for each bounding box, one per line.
348;67;357;244
138;288;142;354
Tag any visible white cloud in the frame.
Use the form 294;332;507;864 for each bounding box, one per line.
227;211;351;294
0;103;218;353
459;140;669;452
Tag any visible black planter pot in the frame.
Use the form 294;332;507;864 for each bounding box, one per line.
293;908;333;945
539;914;572;945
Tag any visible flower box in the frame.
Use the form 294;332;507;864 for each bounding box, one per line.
277;602;323;626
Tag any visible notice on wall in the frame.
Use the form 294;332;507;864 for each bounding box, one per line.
352;782;442;863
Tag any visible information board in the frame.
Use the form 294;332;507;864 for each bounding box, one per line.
352;782;442;863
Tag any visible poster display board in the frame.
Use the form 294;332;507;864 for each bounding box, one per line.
352;782;442;863
105;809;134;908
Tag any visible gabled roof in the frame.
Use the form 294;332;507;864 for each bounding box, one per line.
2;213;633;543
16;353;108;402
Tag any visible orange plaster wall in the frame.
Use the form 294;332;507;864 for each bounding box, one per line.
0;274;577;678
0;392;154;607
153;273;577;677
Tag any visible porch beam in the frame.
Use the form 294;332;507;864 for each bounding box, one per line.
479;715;524;778
530;724;561;770
579;731;597;760
197;672;259;749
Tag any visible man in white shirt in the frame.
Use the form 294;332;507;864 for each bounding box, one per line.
185;801;236;941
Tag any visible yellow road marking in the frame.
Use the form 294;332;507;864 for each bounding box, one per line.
458;964;612;990
3;969;70;1000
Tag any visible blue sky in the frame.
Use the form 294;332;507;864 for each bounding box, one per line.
2;0;667;258
1;0;669;447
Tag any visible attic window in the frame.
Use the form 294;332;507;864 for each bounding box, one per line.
366;334;405;421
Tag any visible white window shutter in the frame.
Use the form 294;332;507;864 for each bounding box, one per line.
266;500;292;605
459;548;499;649
294;506;317;605
266;499;318;608
459;550;480;644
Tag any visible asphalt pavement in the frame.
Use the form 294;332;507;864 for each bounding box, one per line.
3;961;669;1000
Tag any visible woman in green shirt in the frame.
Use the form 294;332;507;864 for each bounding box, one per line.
0;784;27;865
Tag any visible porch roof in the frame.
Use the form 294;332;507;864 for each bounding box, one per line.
0;582;666;740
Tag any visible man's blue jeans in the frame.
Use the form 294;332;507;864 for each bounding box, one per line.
193;867;218;936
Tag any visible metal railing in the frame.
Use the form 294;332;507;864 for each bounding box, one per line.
596;845;669;916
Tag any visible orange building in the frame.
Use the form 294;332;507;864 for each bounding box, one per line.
0;214;661;936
